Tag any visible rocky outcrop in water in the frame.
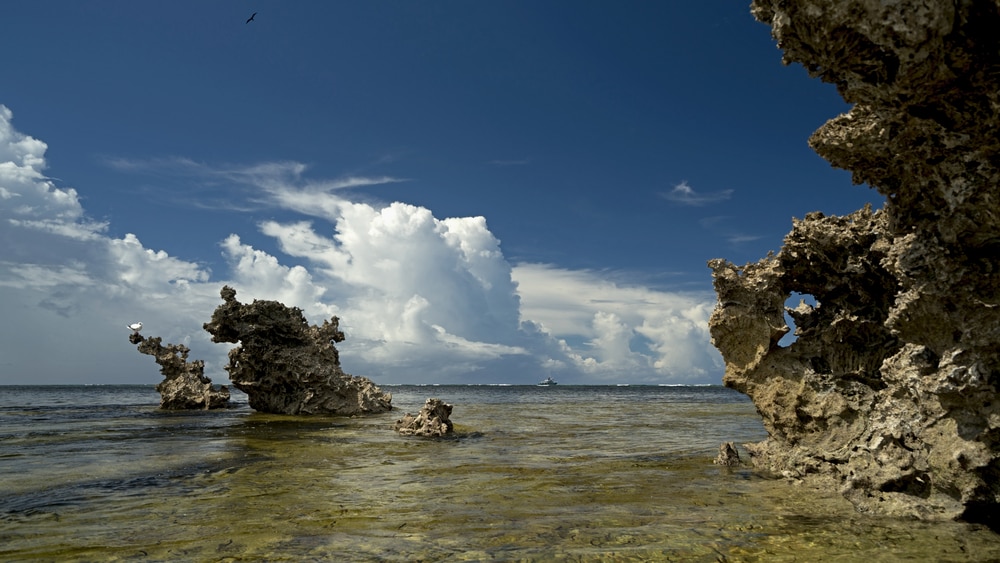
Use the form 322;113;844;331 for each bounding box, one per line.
393;398;454;437
130;333;231;409
714;442;743;467
202;286;392;415
709;0;1000;527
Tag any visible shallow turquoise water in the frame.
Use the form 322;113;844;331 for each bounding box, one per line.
2;385;999;561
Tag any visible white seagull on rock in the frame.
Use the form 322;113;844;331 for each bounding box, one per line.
128;322;143;334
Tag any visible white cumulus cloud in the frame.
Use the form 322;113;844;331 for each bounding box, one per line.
0;103;723;385
511;264;723;382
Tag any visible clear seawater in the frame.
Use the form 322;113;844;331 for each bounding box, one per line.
2;384;999;562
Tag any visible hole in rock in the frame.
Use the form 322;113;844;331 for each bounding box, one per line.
777;292;818;348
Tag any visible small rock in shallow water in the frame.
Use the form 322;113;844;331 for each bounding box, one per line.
394;398;454;437
714;442;741;466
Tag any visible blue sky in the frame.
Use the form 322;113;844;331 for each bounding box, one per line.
0;2;881;385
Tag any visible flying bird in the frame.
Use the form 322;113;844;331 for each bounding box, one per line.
246;12;257;24
128;322;143;334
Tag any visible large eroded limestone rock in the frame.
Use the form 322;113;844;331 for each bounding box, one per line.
203;286;393;415
709;0;1000;527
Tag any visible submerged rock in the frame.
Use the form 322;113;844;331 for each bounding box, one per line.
130;333;230;410
202;286;392;415
709;0;1000;527
394;398;454;437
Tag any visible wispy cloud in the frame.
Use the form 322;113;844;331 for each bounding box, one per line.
323;176;407;190
699;216;763;245
104;155;213;176
662;181;733;206
107;157;406;192
726;234;764;244
105;156;408;213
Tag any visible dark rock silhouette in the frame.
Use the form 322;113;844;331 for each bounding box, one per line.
203;286;392;415
129;333;230;410
709;0;1000;527
393;398;454;437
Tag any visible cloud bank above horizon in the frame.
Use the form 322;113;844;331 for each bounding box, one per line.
0;105;723;385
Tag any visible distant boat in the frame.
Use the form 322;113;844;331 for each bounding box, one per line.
537;376;557;387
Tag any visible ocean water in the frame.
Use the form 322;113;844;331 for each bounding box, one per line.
2;384;999;562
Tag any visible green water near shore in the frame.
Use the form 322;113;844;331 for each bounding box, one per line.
2;385;999;561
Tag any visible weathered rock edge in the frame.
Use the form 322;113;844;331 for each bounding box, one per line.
708;0;1000;528
130;333;231;410
203;285;392;415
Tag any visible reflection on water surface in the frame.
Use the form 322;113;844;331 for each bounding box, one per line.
1;385;998;561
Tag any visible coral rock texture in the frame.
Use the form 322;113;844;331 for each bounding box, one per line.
130;333;231;410
709;0;1000;526
202;286;393;415
393;398;454;437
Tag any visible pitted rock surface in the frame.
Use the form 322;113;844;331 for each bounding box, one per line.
202;286;392;415
130;333;230;410
709;0;1000;527
394;398;454;437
